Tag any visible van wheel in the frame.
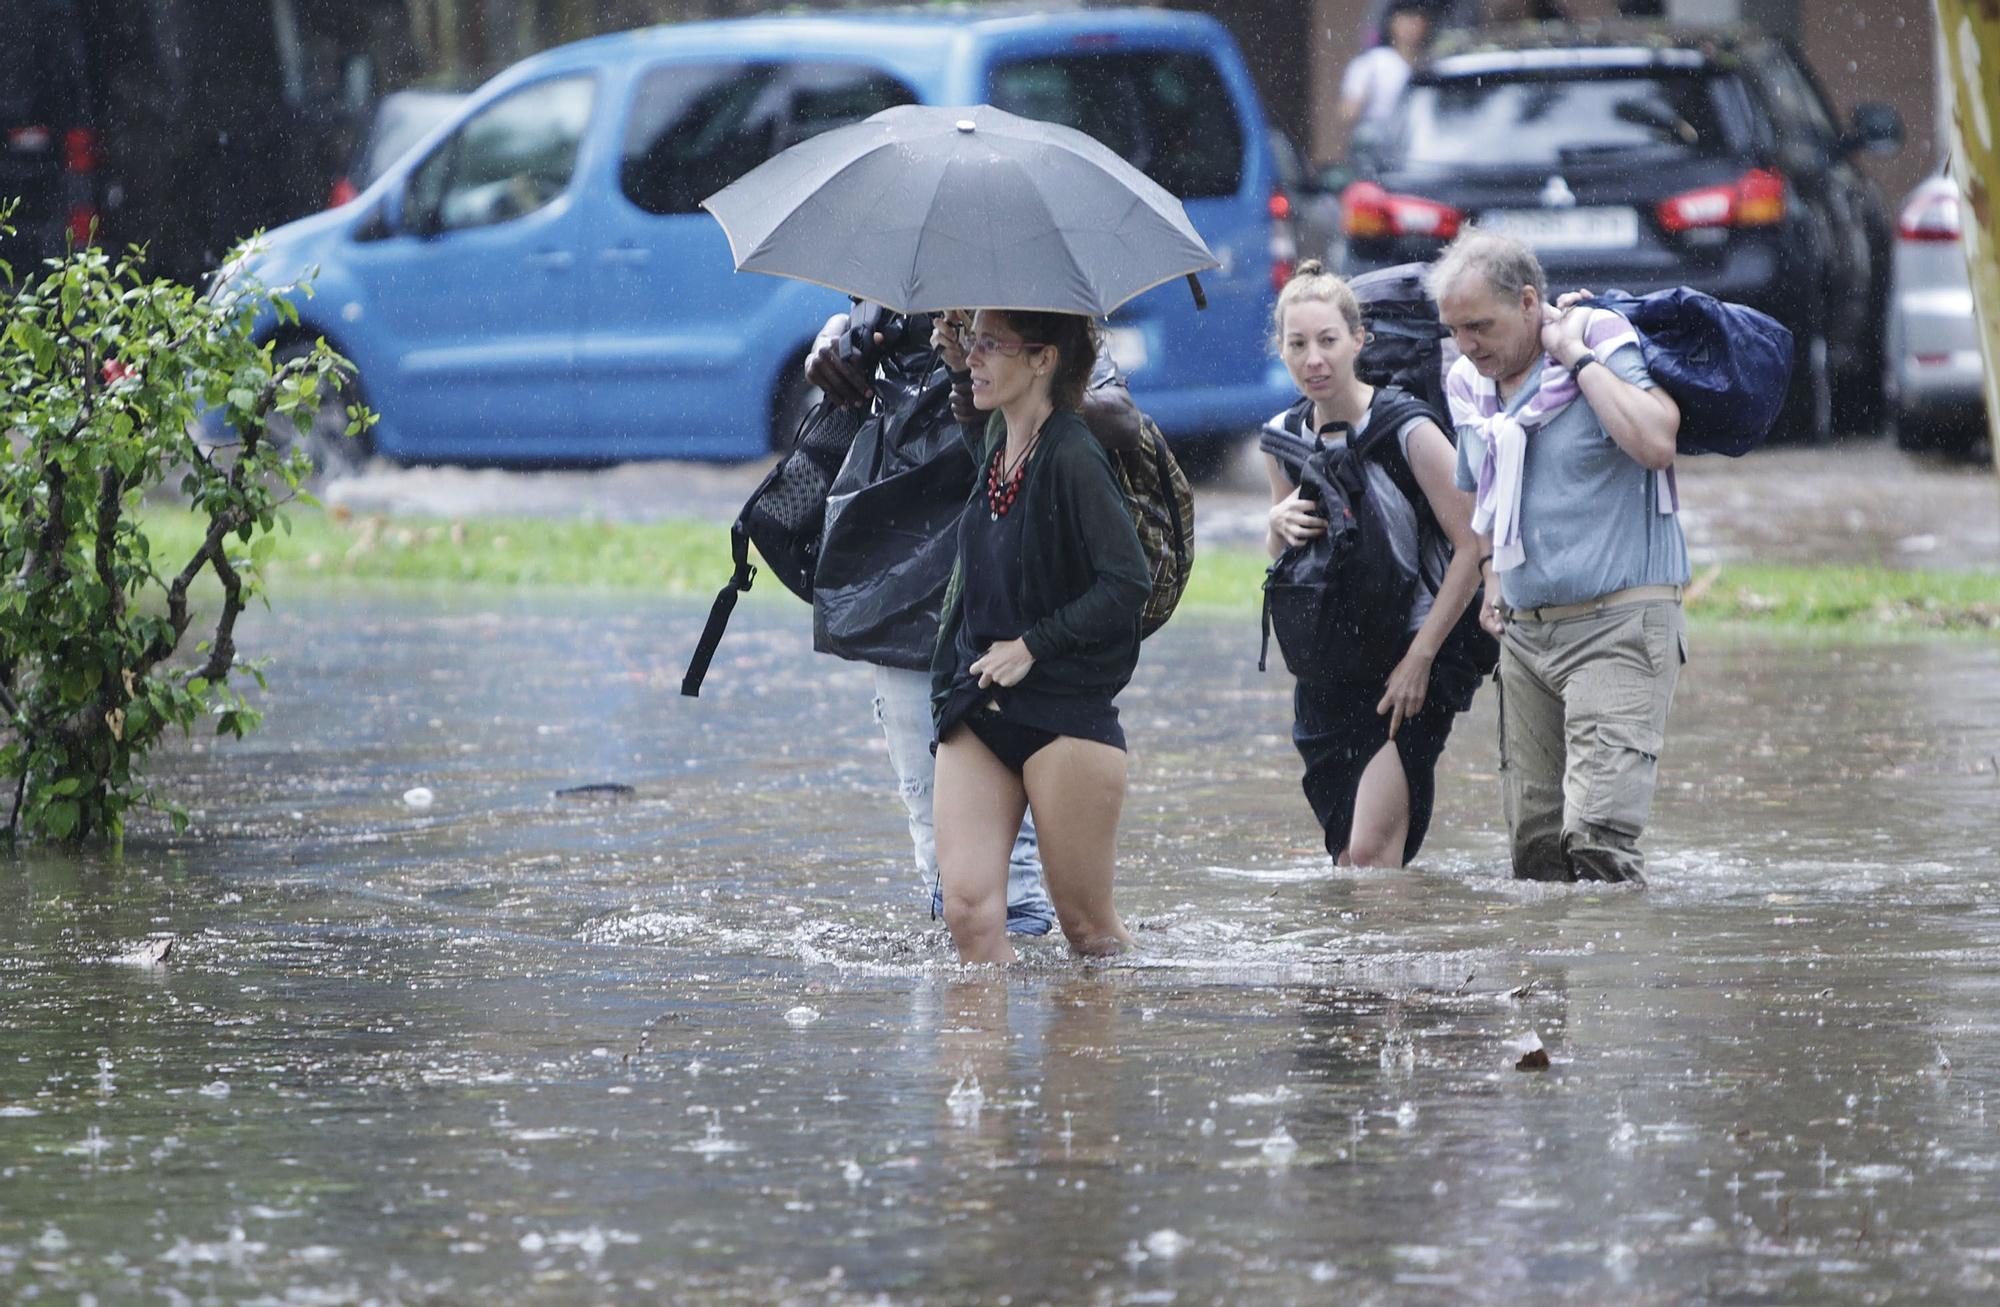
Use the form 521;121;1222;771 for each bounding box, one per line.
267;341;373;475
772;363;821;454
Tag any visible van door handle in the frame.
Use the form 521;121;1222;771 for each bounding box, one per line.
599;246;650;266
528;250;574;271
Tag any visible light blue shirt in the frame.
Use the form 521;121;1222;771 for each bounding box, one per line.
1452;343;1690;610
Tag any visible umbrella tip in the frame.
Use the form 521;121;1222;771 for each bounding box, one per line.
955;119;976;133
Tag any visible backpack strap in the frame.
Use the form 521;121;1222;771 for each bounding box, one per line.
682;444;801;697
680;518;756;698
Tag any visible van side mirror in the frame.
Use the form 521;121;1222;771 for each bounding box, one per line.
1842;103;1903;156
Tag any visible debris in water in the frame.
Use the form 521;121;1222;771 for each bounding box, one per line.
554;783;637;801
784;1006;820;1027
1145;1229;1189;1259
113;936;174;966
199;1080;232;1098
402;786;435;810
1508;1031;1551;1071
1505;980;1538;1001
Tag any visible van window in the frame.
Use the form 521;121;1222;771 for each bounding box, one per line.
988;51;1243;200
406;75;594;233
621;61;916;216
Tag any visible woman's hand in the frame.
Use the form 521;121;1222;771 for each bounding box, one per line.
1268;489;1327;549
971;638;1035;688
933;310;971;372
1377;648;1432;738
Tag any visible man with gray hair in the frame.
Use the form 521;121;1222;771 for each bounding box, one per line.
1431;230;1689;883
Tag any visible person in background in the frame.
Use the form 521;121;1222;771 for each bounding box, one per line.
1337;0;1433;155
929;310;1150;965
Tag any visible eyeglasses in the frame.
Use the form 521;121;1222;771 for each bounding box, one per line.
955;326;1048;358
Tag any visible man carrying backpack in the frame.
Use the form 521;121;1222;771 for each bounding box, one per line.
804;304;1140;933
1431;231;1689;885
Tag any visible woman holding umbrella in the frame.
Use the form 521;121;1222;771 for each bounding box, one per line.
928;309;1151;964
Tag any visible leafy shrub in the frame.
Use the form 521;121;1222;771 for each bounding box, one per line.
0;212;370;843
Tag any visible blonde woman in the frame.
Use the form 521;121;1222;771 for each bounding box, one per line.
1266;261;1488;867
929;309;1151;964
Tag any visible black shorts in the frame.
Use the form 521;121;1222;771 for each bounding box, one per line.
964;709;1060;774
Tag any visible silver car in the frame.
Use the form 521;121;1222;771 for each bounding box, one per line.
1886;170;1989;455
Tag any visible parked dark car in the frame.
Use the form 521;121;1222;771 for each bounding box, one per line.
0;0;100;275
1341;24;1903;442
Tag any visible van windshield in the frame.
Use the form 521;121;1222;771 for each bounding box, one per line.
988;51;1243;200
1390;70;1739;168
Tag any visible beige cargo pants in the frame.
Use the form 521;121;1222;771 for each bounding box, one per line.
1497;599;1687;883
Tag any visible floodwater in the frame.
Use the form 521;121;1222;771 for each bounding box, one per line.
4;596;1998;1305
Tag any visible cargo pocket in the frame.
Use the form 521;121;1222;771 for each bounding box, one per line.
1581;720;1664;837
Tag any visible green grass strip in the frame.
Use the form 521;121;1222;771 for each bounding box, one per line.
139;507;1999;636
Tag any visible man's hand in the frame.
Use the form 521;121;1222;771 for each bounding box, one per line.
970;638;1035;688
1479;597;1506;638
1539;290;1595;367
804;312;878;410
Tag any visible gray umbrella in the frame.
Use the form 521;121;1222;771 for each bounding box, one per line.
701;103;1218;316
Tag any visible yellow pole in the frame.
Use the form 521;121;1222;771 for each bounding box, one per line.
1932;0;2000;472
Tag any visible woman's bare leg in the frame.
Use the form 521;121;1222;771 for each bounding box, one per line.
935;729;1030;964
1343;741;1411;869
1023;737;1132;958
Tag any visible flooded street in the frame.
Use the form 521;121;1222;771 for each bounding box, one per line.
4;594;1997;1304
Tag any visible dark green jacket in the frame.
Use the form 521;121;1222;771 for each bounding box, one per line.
930;409;1151;724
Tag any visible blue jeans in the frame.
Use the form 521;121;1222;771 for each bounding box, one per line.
871;664;1050;915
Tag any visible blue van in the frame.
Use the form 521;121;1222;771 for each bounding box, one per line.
225;7;1298;466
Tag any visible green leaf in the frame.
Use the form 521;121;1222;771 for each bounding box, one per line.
50;778;81;796
43;800;78;840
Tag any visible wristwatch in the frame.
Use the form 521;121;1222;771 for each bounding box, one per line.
1568;350;1600;382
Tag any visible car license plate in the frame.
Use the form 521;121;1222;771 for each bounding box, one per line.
1104;326;1149;375
1476;207;1639;251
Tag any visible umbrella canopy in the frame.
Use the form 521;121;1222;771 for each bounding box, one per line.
700;103;1218;317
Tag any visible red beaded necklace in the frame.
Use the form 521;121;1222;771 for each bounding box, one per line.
985;424;1044;520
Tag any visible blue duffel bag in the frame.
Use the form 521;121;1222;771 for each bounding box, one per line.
1584;288;1794;457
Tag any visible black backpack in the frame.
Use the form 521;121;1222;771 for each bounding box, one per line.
1350;262;1450;421
1258;389;1434;685
680;398;865;697
812;367;971;670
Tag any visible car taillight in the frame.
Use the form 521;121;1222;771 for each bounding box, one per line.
63;127;101;173
1269;189;1297;292
1657;168;1785;232
328;176;359;209
1898;185;1961;242
1342;181;1460;241
66;205;97;243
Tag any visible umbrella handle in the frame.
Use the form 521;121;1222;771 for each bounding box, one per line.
1186;273;1207;311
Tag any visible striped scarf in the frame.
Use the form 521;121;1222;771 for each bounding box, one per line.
1445;308;1677;574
